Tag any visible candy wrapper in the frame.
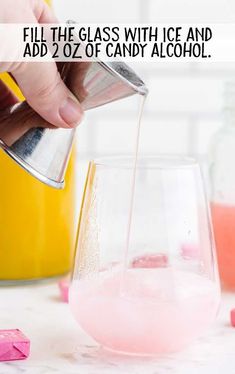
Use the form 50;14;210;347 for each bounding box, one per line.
230;309;235;327
58;278;70;303
181;244;200;259
131;253;169;268
0;329;30;361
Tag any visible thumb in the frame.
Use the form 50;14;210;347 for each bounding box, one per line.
11;61;83;128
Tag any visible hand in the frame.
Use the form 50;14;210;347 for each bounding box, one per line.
0;0;83;129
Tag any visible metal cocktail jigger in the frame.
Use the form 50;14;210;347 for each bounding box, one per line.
0;60;147;189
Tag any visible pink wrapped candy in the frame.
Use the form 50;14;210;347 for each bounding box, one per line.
230;309;235;327
0;329;30;361
58;278;70;303
181;244;200;259
131;253;169;269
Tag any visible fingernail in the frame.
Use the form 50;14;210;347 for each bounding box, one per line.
59;97;83;127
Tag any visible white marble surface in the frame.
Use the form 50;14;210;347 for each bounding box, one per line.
0;281;235;374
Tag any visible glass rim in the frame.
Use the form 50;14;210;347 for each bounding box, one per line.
92;155;199;170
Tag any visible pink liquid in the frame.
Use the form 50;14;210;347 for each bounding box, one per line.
69;268;219;355
211;202;235;290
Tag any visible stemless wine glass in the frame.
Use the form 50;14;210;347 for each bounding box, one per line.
69;156;220;356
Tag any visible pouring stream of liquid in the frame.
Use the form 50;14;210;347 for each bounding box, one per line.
120;93;147;294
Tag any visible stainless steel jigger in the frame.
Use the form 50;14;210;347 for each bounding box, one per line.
0;60;147;189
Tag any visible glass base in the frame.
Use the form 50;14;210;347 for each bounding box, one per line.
102;346;160;357
101;344;179;357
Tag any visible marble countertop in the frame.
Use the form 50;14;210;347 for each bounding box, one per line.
0;281;235;374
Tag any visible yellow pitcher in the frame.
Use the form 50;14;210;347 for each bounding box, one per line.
0;0;76;282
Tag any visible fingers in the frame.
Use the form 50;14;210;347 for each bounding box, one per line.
1;0;83;129
0;80;18;110
11;61;83;128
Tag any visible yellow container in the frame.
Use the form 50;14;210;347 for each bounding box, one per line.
0;150;76;281
0;0;77;282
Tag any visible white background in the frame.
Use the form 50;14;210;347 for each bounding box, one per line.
52;0;235;205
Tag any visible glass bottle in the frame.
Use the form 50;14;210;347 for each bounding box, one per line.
210;82;235;290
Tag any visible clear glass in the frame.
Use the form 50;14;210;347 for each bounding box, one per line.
70;156;220;356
